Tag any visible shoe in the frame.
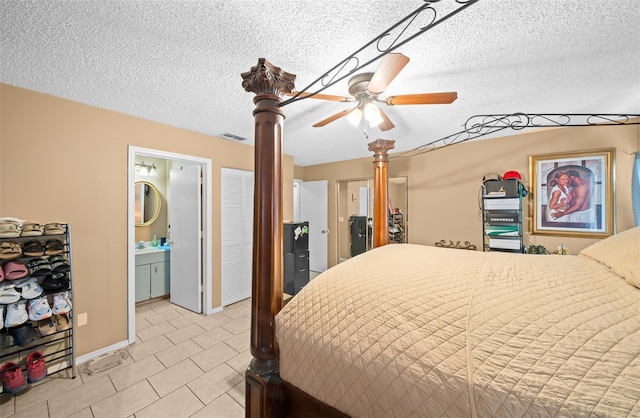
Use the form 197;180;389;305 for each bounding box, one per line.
22;240;45;257
3;260;29;280
44;239;64;256
38;317;57;336
52;291;71;315
42;272;69;292
21;222;44;237
49;256;70;273
27;297;52;321
26;352;47;383
13;277;43;300
5;301;28;327
0;305;3;330
9;324;40;346
0;284;20;304
27;257;52;276
0;362;28;394
55;313;71;331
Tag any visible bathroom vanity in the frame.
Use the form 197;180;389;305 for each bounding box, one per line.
135;247;170;302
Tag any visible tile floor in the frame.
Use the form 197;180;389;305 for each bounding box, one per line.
1;297;252;418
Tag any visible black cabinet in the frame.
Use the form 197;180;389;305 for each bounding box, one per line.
284;222;309;296
349;216;371;257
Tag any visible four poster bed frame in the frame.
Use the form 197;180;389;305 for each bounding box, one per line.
241;59;391;417
240;60;640;417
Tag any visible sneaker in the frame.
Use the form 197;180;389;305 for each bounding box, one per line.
0;362;28;394
52;291;71;315
9;324;40;346
27;296;52;321
26;352;47;383
5;301;28;327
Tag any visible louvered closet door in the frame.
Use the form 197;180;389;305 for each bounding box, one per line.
221;168;253;306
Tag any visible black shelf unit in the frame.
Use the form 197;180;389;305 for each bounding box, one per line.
1;223;76;394
389;212;405;244
284;222;309;296
482;180;525;253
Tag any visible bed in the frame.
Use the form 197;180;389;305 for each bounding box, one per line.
241;59;640;417
277;228;640;416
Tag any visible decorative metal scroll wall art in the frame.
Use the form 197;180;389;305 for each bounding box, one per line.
280;0;480;108
435;239;477;250
393;113;640;159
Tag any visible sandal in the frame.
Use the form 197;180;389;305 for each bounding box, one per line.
22;240;45;257
44;223;65;235
38;317;57;336
27;257;52;276
0;284;20;304
13;277;43;299
49;255;70;273
56;313;71;331
21;222;44;237
45;239;64;255
0;224;21;238
0;242;22;259
3;260;29;280
42;272;69;292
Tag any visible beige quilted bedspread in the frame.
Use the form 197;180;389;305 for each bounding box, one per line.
276;244;640;417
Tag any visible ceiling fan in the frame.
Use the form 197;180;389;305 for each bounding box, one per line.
288;53;458;131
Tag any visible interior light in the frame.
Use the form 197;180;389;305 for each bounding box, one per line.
149;163;158;177
136;161;149;176
346;107;363;126
364;103;383;127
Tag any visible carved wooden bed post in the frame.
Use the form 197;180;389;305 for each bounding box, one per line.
368;138;395;248
241;59;295;418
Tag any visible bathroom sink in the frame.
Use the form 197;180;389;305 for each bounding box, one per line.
135;246;169;254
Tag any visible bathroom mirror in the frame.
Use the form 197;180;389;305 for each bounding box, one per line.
135;181;162;227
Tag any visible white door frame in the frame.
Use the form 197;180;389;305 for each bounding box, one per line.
127;146;213;344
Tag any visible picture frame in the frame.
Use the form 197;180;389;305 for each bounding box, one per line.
529;148;615;237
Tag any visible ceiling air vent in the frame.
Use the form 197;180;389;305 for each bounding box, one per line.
220;132;248;142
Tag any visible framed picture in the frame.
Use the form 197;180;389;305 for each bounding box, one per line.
529;148;614;237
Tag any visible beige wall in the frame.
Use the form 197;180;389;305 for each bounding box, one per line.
303;124;639;268
0;84;294;356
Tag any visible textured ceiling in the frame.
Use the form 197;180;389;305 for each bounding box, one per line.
2;1;639;166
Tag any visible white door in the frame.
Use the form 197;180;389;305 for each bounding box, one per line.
299;180;328;273
221;168;253;305
169;164;202;313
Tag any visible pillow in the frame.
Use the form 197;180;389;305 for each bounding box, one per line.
579;226;640;288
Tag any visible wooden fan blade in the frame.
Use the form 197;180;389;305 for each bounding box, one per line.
385;92;458;106
285;91;353;102
312;108;354;127
366;53;410;95
377;108;395;131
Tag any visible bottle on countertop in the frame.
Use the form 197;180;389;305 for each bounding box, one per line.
151;234;158;247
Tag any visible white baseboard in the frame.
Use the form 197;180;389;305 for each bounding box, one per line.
76;340;130;365
208;305;223;315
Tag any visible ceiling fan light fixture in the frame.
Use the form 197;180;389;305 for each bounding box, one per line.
364;103;383;127
346;107;363;126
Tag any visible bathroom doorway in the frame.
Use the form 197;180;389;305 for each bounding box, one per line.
336;176;407;263
127;146;213;344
